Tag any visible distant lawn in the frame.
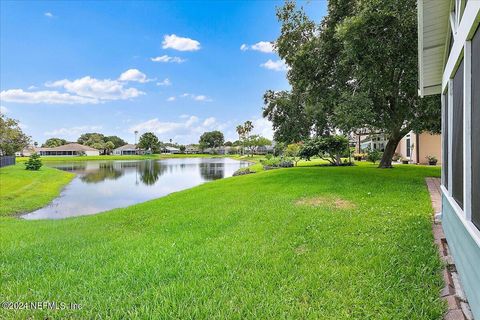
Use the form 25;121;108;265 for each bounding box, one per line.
0;164;74;217
0;163;444;319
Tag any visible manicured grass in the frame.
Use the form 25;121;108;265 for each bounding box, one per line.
15;153;227;162
0;164;74;217
0;163;444;319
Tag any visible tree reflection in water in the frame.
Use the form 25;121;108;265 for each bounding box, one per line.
137;160;167;185
199;162;225;180
80;162;124;184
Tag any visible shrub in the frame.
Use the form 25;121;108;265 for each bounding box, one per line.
25;153;42;170
233;167;255;176
366;149;382;164
426;155;438;165
279;160;293;167
299;135;349;166
392;152;401;161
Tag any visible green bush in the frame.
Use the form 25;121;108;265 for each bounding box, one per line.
366;149;382;164
25;153;43;171
299;135;349;166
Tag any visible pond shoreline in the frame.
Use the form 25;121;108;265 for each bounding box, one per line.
20;158;252;220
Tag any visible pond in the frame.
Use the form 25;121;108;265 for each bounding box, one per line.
22;158;250;220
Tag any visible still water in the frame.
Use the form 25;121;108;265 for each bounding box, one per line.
22;158;250;220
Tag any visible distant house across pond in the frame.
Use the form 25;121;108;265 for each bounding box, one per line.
185;145;200;154
113;144;144;155
15;146;37;157
37;143;100;156
162;146;181;154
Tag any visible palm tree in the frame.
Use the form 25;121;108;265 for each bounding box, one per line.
236;125;245;155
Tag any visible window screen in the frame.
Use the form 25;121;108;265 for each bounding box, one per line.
406;138;411;157
443;90;449;188
452;60;464;209
471;27;480;229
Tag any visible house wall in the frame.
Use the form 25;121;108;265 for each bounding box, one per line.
417;133;441;164
442;194;480;317
395;132;441;164
436;2;480;318
85;150;100;156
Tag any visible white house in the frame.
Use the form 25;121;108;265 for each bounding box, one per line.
162;146;181;154
418;0;479;317
113;144;143;155
36;143;99;156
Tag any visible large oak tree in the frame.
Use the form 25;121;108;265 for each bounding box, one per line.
264;0;440;168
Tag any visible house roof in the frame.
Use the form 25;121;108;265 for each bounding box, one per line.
165;146;180;151
41;143;98;152
114;144;139;151
418;0;450;96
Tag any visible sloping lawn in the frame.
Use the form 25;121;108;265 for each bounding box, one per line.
0;164;74;216
0;164;444;319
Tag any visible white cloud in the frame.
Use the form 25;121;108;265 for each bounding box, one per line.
202;117;216;127
118;69;151;83
0;89;98;104
180;93;212;102
260;59;288;71
156;78;171;86
46;76;144;100
252;117;274;140
151;55;186;63
166;96;176;102
162;34;200;51
44;125;103;138
241;41;274;53
0;105;8;114
28;85;37;90
44;12;54;18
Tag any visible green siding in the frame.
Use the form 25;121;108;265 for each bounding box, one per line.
442;195;480;318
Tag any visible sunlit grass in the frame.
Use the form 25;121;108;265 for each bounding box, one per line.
0;163;444;319
0;164;74;216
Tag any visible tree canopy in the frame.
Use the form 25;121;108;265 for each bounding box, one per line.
199;131;224;150
43;138;67;148
265;0;441;168
138;132;161;153
0;114;30;156
104;136;127;149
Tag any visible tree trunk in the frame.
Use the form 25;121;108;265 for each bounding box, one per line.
378;136;402;168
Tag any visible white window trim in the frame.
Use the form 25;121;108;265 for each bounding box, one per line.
448;79;453;197
442;185;480;247
441;93;446;186
440;2;479;241
442;2;480;89
464;40;472;222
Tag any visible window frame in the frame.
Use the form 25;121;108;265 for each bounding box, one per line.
440;0;480;243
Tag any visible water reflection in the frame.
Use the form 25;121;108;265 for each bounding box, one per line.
22;158;250;220
199;162;225;180
137;160;166;185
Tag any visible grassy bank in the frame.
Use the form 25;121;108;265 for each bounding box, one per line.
0;164;74;217
0;163;444;319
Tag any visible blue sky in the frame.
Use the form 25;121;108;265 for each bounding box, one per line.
0;1;326;145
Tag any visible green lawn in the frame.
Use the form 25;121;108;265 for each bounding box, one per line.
0;164;74;217
0;163;444;319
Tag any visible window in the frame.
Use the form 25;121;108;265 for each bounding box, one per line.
452;59;464;209
472;27;480;229
443;90;449;188
406;138;411;157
